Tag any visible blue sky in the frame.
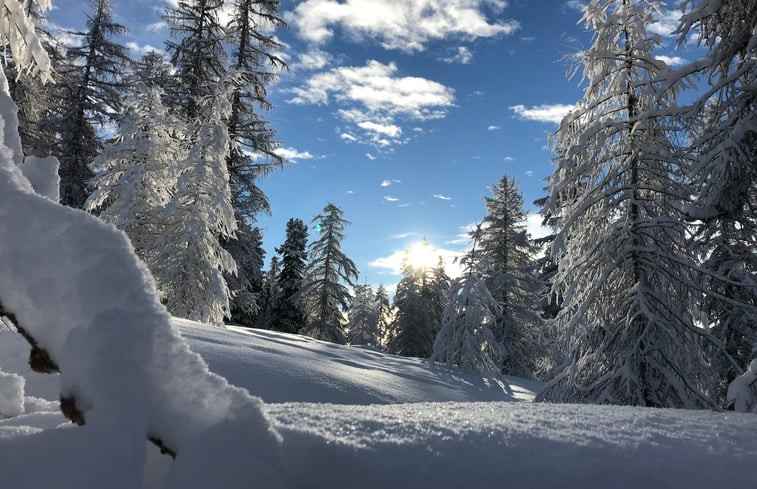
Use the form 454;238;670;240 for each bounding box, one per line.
49;0;690;291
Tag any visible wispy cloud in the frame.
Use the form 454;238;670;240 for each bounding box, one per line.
288;60;455;147
564;0;586;12
366;153;376;160
441;46;473;64
126;42;162;56
340;133;358;142
509;103;574;124
146;21;168;32
649;7;682;37
503;156;514;161
291;48;333;71
381;179;402;187
384;196;399;202
655;55;686;67
369;243;465;278
487;125;500;131
433;194;452;201
286;0;519;52
273;147;318;161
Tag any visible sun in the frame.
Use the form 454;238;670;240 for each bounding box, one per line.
404;240;439;270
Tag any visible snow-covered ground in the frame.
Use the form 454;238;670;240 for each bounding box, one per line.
2;322;757;488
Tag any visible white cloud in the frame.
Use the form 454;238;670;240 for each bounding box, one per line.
288;60;455;146
441;46;473;64
381;179;402;187
366;153;377;160
384;196;399;202
649;8;682;37
146;21;168;32
655;55;686;67
340;133;358;142
292;48;333;71
565;0;585;11
509;103;574;124
524;170;534;177
433;194;452;201
286;0;520;52
503;156;514;161
273;147;317;161
487;125;500;131
126;42;162;56
358;121;402;138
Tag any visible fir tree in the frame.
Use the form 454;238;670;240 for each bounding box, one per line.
431;230;502;378
224;221;266;326
151;83;236;326
478;175;543;378
301;203;358;344
271;218;309;334
52;0;129;208
347;284;381;347
255;255;281;329
375;284;393;349
538;0;718;408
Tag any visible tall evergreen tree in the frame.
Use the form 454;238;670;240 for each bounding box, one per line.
387;241;446;358
271;218;309;334
85;79;181;263
346;284;381;347
375;284;393;349
478;175;543;378
301;203;358;344
151;84;236;326
538;0;718;408
432;230;502;378
52;0;129;208
255;255;281;329
163;0;227;120
225;0;286;223
224;222;266;326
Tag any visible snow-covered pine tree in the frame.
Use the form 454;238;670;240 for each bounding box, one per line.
301;204;358;344
52;0;129;208
673;0;757;221
431;229;502;378
255;255;281;329
85;79;181;263
538;0;718;408
225;0;286;223
478;175;543;377
163;0;227;120
387;242;444;358
223;221;266;326
271;218;309;334
151;82;236;326
347;284;381;347
375;284;393;349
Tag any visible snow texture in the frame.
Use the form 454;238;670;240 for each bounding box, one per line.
21;155;60;201
728;358;757;413
0;89;283;486
0;368;24;418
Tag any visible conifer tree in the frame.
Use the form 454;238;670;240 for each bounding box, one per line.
375;284;393;349
225;0;286;223
52;0;129;208
271;218;309;334
255;255;281;329
346;284;381;347
85;78;181;263
301;204;358;343
151;84;236;326
432;230;502;377
478;175;543;377
538;0;717;408
224;222;266;326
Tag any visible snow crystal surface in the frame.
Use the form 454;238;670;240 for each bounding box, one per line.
270;402;757;489
21;155;60;201
0;368;24;417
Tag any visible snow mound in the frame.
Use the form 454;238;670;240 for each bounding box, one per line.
178;319;540;404
0;369;24;417
270;402;757;489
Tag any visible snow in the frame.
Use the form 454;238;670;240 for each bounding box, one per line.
21;155;60;202
0;368;24;417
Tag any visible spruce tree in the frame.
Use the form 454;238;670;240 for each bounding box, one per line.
224;222;266;326
271;218;309;334
432;231;502;377
301;204;358;344
375;284;393;349
478;175;543;378
255;255;281;329
538;0;717;408
346;284;381;347
52;0;129;208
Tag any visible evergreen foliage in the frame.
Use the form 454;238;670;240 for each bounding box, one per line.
271;218;309;334
302;204;358;344
478;175;543;377
224;221;266;327
52;0;129;208
346;284;381;347
538;0;717;408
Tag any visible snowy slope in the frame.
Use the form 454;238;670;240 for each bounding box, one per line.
4;322;757;488
177;319;538;404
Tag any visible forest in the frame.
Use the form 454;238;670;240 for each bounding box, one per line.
0;0;754;413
